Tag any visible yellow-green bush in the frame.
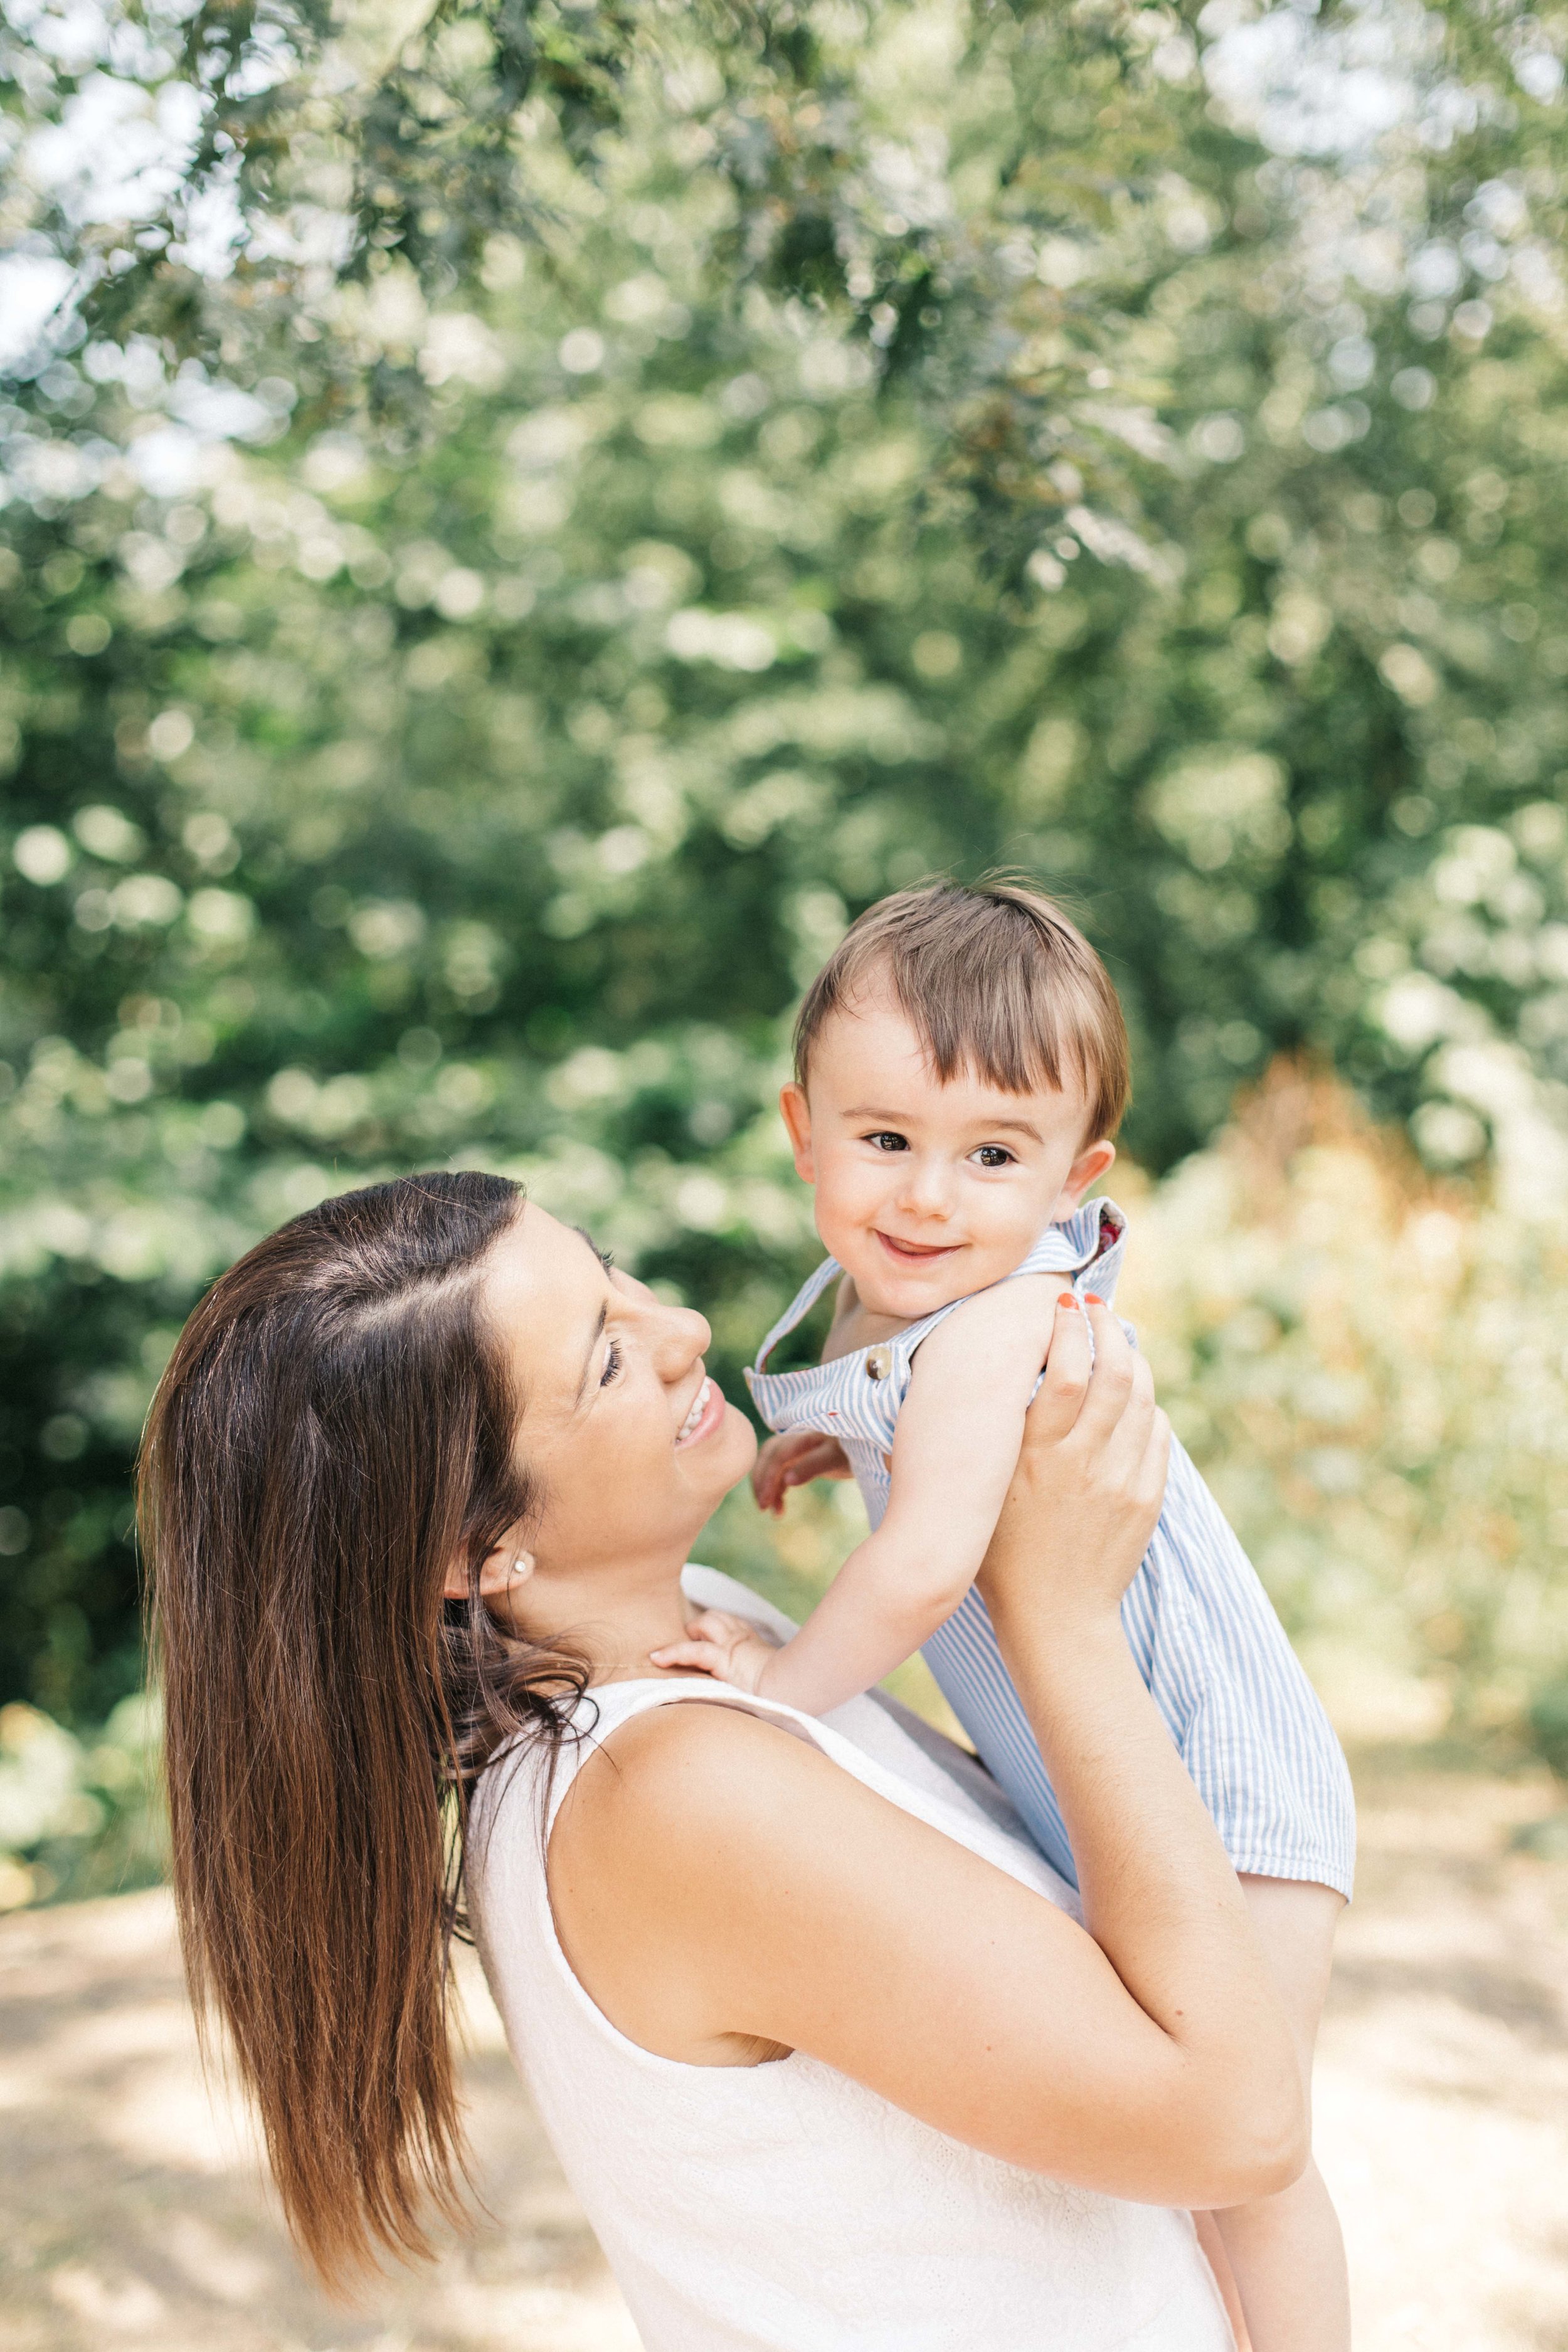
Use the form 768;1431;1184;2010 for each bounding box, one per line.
1121;1069;1568;1746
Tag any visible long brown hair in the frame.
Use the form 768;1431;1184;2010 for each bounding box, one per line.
138;1172;586;2288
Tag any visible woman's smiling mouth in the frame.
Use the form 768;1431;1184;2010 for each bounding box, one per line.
675;1376;723;1446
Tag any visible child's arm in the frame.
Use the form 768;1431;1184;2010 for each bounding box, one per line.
752;1429;854;1517
652;1277;1067;1712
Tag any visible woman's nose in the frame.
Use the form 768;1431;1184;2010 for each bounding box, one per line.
653;1300;711;1375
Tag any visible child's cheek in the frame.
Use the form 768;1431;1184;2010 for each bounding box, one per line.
812;1165;878;1266
817;1154;872;1219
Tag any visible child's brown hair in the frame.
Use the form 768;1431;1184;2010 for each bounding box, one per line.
793;879;1130;1142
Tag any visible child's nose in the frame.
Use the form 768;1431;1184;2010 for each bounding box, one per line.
896;1158;953;1217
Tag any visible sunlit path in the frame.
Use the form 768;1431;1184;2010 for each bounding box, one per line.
0;1887;639;2351
3;1761;1566;2352
1315;1766;1568;2352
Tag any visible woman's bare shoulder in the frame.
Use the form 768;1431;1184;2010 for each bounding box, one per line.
546;1695;889;2060
561;1695;845;1857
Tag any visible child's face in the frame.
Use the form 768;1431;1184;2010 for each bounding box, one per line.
780;985;1116;1322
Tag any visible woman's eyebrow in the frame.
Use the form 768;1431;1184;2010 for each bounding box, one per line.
574;1298;609;1407
564;1229;615;1404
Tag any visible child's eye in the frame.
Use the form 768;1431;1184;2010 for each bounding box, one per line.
973;1145;1016;1168
864;1131;909;1152
599;1338;624;1388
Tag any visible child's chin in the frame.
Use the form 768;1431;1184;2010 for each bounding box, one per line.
849;1254;969;1318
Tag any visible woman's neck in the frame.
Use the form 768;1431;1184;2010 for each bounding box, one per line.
511;1547;701;1687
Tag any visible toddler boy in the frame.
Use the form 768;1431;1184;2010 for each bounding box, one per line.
654;881;1354;2351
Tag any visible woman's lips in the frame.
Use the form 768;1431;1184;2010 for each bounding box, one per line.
874;1230;963;1264
675;1375;726;1447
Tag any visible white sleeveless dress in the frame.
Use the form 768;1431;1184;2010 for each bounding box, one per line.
468;1567;1232;2352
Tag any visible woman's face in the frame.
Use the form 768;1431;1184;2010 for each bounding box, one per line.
480;1203;757;1585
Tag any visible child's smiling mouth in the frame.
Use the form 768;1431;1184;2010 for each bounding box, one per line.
874;1231;965;1264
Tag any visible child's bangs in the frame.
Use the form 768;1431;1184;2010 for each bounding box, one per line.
795;881;1130;1142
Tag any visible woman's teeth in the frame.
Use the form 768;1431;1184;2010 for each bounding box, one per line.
677;1379;712;1442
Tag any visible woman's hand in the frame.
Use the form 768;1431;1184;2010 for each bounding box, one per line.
978;1294;1170;1639
752;1430;853;1517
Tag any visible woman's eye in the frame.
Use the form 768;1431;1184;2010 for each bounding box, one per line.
973;1145;1015;1168
599;1338;624;1388
865;1131;908;1152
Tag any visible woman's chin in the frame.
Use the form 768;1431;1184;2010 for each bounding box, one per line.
711;1403;759;1488
672;1407;755;1545
725;1401;760;1460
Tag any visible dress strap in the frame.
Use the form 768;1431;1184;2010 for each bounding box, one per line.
542;1674;844;1840
750;1256;844;1375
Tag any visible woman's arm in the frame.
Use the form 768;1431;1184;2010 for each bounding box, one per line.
552;1299;1307;2210
652;1276;1059;1712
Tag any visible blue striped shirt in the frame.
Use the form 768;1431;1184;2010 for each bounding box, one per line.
746;1200;1355;1897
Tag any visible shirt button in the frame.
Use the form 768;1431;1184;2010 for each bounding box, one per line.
865;1345;893;1381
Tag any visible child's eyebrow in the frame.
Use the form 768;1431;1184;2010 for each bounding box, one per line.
842;1103;1044;1143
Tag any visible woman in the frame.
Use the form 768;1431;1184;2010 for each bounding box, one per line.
141;1172;1305;2347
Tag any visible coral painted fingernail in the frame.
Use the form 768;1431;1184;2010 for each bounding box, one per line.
1058;1291;1078;1308
1085;1292;1106;1306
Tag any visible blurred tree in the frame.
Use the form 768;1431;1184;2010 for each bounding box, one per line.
3;0;1567;1711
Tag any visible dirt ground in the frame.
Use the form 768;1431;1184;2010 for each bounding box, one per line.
2;1761;1566;2352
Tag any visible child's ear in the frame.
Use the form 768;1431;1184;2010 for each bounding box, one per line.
1051;1137;1116;1219
779;1081;816;1181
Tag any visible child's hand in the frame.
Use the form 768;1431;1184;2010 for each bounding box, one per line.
752;1430;852;1517
649;1609;781;1694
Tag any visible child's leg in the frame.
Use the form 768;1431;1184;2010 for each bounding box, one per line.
1205;1878;1349;2352
1193;2209;1251;2346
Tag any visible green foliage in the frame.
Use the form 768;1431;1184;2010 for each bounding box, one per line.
1530;1678;1568;1780
3;0;1568;1719
0;1691;164;1908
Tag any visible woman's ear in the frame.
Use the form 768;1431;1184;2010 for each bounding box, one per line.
442;1545;536;1604
780;1081;815;1181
